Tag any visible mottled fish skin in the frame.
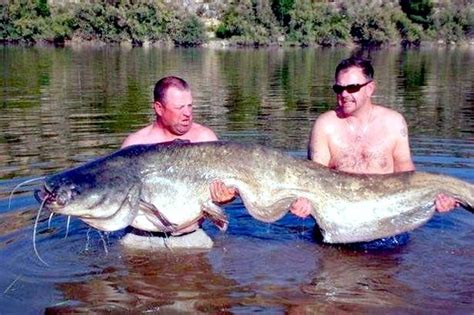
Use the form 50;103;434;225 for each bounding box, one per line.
37;141;473;243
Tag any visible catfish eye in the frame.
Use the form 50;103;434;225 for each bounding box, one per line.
56;187;73;206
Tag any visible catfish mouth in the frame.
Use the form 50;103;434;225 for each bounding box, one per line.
34;181;130;224
34;183;72;211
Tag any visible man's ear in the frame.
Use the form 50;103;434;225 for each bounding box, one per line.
154;101;163;116
366;81;375;96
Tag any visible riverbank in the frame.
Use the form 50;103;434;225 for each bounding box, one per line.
6;37;473;51
1;1;472;48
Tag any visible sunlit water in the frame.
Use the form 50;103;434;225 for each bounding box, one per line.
0;46;473;313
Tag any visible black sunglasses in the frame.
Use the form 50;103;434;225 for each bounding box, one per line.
332;80;372;94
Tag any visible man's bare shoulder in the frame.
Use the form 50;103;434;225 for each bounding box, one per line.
121;124;155;148
189;123;218;141
318;110;339;121
373;105;410;142
313;110;343;131
376;105;407;128
377;105;404;118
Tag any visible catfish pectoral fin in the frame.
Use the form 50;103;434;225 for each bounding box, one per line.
202;201;229;231
139;199;177;232
138;199;207;235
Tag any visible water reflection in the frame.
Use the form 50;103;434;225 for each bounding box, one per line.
47;250;240;313
297;247;412;312
2;46;473;179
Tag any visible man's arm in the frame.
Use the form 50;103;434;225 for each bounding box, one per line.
392;116;415;172
392;115;457;211
290;117;332;218
308;116;331;165
198;125;237;203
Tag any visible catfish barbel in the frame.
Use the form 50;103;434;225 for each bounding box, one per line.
34;141;473;243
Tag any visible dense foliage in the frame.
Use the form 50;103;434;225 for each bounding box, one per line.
0;0;472;47
215;0;282;45
0;0;207;46
218;0;472;46
400;0;434;29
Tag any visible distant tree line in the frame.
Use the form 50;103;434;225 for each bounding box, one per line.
0;0;207;46
216;0;473;46
1;0;472;47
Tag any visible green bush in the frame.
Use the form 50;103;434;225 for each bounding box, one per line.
125;4;162;43
215;5;247;38
271;0;294;28
49;11;75;43
13;16;50;43
0;5;9;40
400;0;434;30
173;15;207;46
341;1;400;46
35;0;50;18
431;3;473;43
1;1;50;43
287;0;317;45
392;7;424;45
216;0;282;46
0;1;205;45
288;1;350;46
72;3;111;41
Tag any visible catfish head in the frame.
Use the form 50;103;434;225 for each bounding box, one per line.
35;152;142;231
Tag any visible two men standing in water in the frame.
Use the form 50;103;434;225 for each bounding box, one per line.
123;57;457;238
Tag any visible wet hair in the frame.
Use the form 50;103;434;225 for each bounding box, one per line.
335;57;374;81
153;76;190;103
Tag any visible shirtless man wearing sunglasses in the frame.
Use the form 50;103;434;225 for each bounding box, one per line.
211;57;458;220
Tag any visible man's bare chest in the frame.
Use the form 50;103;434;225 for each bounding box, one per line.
328;137;394;173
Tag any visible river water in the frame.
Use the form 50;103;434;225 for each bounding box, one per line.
0;46;473;313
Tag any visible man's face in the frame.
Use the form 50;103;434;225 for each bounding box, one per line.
155;86;193;135
334;67;374;116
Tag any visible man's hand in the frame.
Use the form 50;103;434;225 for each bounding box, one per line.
210;180;238;204
289;197;312;218
435;193;458;212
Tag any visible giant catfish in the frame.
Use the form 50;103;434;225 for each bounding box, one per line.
34;141;473;243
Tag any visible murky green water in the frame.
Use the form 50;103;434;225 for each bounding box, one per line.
0;46;473;313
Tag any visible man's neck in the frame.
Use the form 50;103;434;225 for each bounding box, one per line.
153;120;189;142
348;103;374;123
343;104;375;140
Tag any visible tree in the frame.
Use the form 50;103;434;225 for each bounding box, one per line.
271;0;294;28
400;0;434;29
